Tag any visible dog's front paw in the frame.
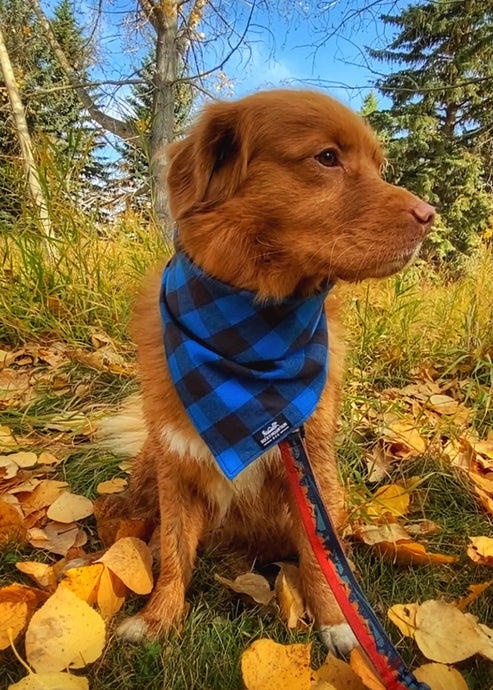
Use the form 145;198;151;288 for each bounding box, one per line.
116;615;152;643
319;623;358;656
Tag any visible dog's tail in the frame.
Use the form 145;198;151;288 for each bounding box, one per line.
95;393;147;458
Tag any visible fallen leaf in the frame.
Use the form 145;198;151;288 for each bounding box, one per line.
355;523;411;546
313;652;366;689
0;584;48;650
455;582;492;611
0;425;17;451
6;452;38;469
37;452;61;466
0;455;19;480
349;647;386;690
428;394;460;415
98;536;153;594
365;484;410;518
96;477;128;494
9;672;89;689
25;586;105;672
96;565;127;618
467;536;493;566
27;521;82;556
413;663;468;690
406;520;442;537
215;572;274;606
414;599;490;663
59;563;104;605
16;562;57;591
388;603;419;638
241;639;313;690
383;420;427;455
0;499;26;545
365;445;391;482
274;563;305;629
47;493;93;523
19;480;69;515
375;541;458;566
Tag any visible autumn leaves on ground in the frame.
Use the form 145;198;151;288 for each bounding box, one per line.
0;232;492;689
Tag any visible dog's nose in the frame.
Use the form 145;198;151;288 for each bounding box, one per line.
411;200;435;228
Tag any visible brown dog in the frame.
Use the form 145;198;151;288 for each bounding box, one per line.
97;89;434;653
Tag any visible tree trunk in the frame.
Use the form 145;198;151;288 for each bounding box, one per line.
0;24;55;260
149;2;178;240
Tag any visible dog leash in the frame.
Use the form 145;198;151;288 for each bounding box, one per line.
279;429;429;690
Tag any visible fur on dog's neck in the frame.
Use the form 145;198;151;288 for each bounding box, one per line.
177;222;334;302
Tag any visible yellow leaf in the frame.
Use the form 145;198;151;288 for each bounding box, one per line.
7;452;38;469
96;565;126;619
19;480;68;515
16;562;57;591
274;563;305;629
349;647;386;690
0;425;17;450
0;499;26;545
313;652;367;689
414;600;489;663
366;484;410;517
37;452;61;466
467;536;493;566
383;421;427;454
388;603;419;638
428;394;459;415
455;581;492;611
9;672;89;690
98;536;153;594
241;639;313;690
0;583;48;650
59;564;104;604
96;478;128;494
375;541;458;566
215;572;274;606
25;586;105;672
0;588;29;650
413;663;468;690
47;493;93;523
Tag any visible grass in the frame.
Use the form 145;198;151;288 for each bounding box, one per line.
0;215;492;689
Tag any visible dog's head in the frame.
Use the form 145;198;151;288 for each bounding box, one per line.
166;90;434;300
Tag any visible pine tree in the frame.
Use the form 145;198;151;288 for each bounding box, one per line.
366;0;493;264
116;54;192;213
0;0;105;219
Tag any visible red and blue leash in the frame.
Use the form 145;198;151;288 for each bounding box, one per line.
279;429;429;690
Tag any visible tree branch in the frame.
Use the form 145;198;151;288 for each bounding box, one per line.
30;0;139;144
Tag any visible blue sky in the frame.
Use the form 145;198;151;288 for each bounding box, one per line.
67;0;411;117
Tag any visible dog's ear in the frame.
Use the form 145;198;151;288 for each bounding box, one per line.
166;101;249;220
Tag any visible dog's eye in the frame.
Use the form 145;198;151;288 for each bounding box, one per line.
315;149;338;167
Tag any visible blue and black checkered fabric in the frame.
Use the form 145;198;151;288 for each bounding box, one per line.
159;251;331;479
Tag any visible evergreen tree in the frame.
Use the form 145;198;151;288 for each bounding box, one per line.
366;0;493;264
0;0;105;219
116;54;192;213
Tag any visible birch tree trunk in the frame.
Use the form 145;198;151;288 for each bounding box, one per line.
0;24;55;259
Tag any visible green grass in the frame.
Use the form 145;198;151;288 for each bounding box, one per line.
0;220;492;689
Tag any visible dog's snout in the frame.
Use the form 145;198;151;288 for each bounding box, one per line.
411;200;435;229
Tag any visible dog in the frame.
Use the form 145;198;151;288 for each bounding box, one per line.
95;89;435;654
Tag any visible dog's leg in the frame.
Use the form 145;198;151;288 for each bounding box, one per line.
116;465;208;642
289;435;358;656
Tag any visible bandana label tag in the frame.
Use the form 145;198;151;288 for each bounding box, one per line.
253;414;291;449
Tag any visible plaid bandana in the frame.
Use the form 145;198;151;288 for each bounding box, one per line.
160;251;331;479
